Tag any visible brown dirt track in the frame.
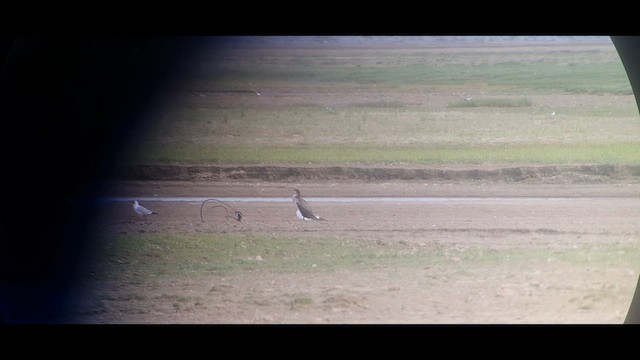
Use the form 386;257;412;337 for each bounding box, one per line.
74;167;640;324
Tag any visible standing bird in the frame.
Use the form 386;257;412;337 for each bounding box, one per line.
132;200;158;216
291;188;325;221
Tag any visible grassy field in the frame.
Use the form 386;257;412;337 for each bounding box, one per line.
90;231;640;323
186;43;630;93
128;39;640;166
83;38;640;324
96;233;640;282
80;191;640;323
138;143;640;165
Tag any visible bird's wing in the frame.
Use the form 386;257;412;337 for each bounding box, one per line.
136;204;154;215
295;197;317;219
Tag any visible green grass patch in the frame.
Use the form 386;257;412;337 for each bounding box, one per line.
186;44;631;95
127;43;640;167
136;143;640;165
96;233;450;280
94;233;640;283
207;56;632;95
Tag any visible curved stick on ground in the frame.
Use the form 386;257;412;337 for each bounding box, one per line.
200;199;243;223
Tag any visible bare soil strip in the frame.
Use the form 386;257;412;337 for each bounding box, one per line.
112;164;640;183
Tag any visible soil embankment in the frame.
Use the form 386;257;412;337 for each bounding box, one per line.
112;164;640;184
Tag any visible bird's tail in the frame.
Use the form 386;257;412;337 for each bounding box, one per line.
316;216;327;221
152;212;159;215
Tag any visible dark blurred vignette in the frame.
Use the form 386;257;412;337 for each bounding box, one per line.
612;36;640;324
1;36;640;326
0;37;206;323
